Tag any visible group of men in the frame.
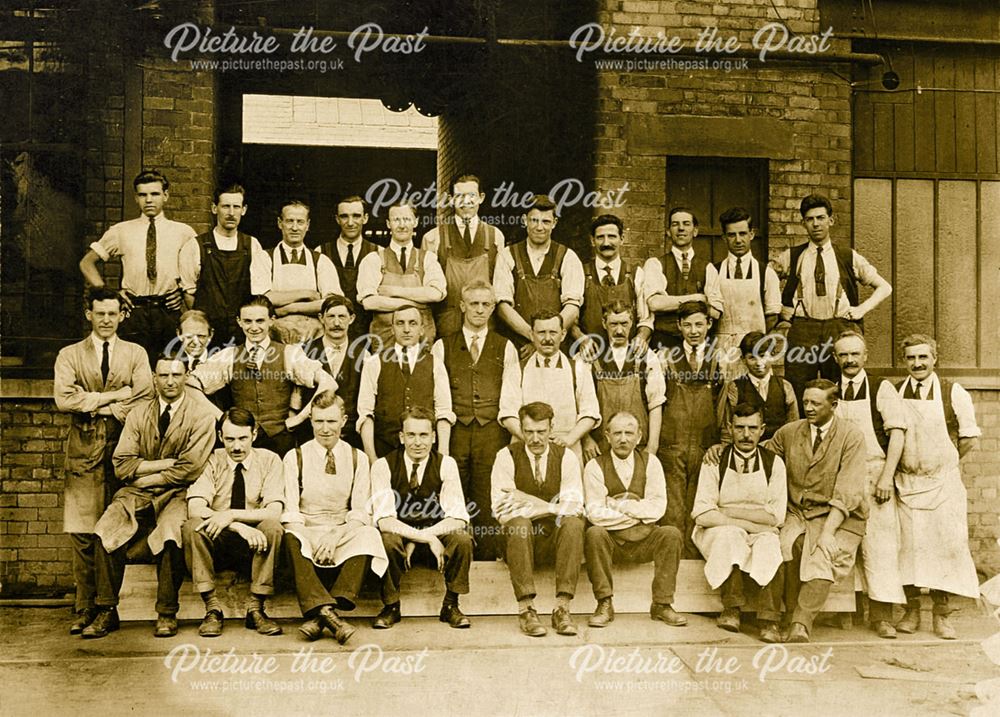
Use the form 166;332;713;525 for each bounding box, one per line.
55;168;982;645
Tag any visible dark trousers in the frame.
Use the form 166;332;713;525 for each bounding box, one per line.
504;517;584;602
585;524;682;604
784;533;832;631
120;302;181;363
283;534;369;616
903;584;953;616
658;444;705;558
380;530;473;605
452;421;507;560
784;318;857;413
255;429;297;458
71;533;98;612
720;566;784;623
93;510;186;615
181;518;283;596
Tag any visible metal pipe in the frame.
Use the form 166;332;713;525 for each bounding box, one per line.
838;31;1000;47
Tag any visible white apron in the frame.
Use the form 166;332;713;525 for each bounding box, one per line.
895;390;979;598
271;247;323;344
519;356;584;462
715;260;765;380
835;395;906;603
692;461;783;589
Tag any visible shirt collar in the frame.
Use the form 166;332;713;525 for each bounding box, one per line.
526;240;552;256
391;240;414;254
158;392;184;413
595;256;621;273
280;240;306;254
458;215;479;231
812;416;834;435
535;351;564;368
403;452;425;478
322;336;348;352
525;445;549;463
338;236;361;250
90;333;118;354
671;245;693;262
610;450;634;471
462;325;488;344
728;252;751;269
246;336;272;352
910;373;937;393
747;370;771;390
395;343;419;360
225;451;253;472
811;239;833;252
843;369;867;389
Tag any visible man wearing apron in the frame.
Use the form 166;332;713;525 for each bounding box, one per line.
832;331;907;639
894;334;981;640
356;305;455;461
498;309;601;464
423;174;505;339
316;195;379;348
357;202;446;351
267;200;342;345
582;301;666;463
54;288;152;636
571;214;652;360
719;331;798;444
692;404;786;643
493;194;585;358
765;379;868;644
178;183;272;348
644;207;718;356
774;193;892;411
657;301;724;558
704;207;781;379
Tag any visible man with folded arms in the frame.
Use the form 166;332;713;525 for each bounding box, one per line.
369;406;473;630
282;391;388;645
583;412;687;630
182;407;285;637
693;403;787;643
491;401;585;637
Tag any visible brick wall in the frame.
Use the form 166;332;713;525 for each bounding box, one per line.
967;390;1000;577
594;0;853;264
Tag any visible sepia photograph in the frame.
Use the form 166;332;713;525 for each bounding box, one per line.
1;1;998;715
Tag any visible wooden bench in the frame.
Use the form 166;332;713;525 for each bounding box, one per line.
117;560;855;620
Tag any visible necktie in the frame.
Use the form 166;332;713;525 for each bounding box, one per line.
230;463;246;510
734;257;744;280
689;348;701;373
158;403;171;440
251;345;263;370
602;265;615;287
146;216;157;282
843;380;855;401
345;243;355;270
533;454;544;486
469;334;481;364
915;381;924;400
462;219;473;246
814;247;827;297
543;357;551;369
399;246;408;271
738;455;749;474
409;461;420;491
101;340;110;385
325;448;338;475
681;252;690;280
812;426;823;454
400;349;410;375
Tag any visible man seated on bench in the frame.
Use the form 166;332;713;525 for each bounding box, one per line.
282;391;387;645
583;412;687;630
87;353;217;639
692;403;787;643
182;407;285;638
491;401;585;638
369;406;473;630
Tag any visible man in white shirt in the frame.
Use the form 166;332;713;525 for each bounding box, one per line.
356;305;455;461
266;200;343;344
583;412;686;629
491;402;585;637
178;183;273;346
369;407;473;629
79;169;196;360
356;201;447;349
893;334;981;640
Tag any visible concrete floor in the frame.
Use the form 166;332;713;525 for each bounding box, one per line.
1;606;998;716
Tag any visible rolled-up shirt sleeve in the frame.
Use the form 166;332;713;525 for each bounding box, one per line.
438;456;470;523
643;256;667;299
432;353;456;425
875;379;907;433
369;457;397;524
191;347;235;396
643;350;666;410
280;450;305;525
89;225;121;261
178;237;201;294
633;265;654;331
493;248;516;305
765;455;787;525
259;451;287;510
951;382;981;438
852;250;886;289
355;251;384;305
630;455;666;523
421;251;447;301
763;263;782;316
249;237;273;295
556;449;584;517
490;448;517;521
185;455;220;504
703;262;724;316
574;358;602;426
285;344;331;389
691;461;721;522
355;354;381;432
347;449;373;525
559;249;585;308
583;458;634;530
497;358;524;424
315;253;343;297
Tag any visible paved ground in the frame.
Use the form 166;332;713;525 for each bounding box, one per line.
1;606;998;716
